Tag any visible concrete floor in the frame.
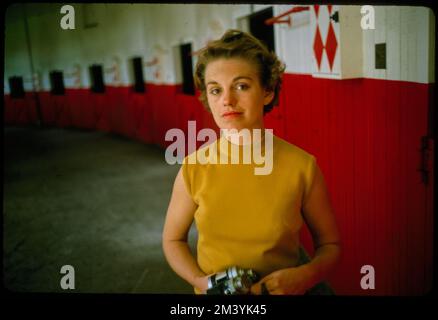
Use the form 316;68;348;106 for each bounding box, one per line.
3;126;198;293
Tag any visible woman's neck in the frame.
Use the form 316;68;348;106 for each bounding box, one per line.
221;127;266;146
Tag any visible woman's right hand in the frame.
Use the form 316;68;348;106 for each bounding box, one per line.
162;167;205;293
194;274;212;294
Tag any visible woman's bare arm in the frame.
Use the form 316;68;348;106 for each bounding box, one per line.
251;163;341;295
162;167;209;292
301;163;341;286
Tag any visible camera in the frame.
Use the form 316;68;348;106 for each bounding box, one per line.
206;266;259;295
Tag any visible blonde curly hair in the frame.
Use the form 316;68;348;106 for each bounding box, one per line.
194;29;286;114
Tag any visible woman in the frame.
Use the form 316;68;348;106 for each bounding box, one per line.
162;29;341;295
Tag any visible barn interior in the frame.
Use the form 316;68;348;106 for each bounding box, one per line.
4;3;435;296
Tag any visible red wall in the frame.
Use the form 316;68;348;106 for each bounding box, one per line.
4;74;434;296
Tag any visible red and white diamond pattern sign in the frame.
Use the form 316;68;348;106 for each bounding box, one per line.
311;5;340;76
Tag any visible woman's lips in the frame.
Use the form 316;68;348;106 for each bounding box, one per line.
222;111;243;117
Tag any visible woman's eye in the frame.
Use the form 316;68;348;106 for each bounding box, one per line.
209;88;221;95
236;83;249;91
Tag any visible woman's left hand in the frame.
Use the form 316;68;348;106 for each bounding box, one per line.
250;265;316;295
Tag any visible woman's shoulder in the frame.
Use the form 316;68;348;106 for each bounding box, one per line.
273;135;316;180
274;135;315;161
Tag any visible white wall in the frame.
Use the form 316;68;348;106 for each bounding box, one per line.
363;6;435;83
274;5;312;75
5;4;32;93
4;4;435;93
274;4;434;83
5;3;251;90
142;4;250;84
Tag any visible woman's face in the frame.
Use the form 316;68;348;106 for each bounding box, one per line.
204;58;274;131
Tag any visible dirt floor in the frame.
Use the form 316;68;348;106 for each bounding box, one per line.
3;126;198;293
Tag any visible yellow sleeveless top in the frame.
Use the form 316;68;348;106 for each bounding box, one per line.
182;133;316;294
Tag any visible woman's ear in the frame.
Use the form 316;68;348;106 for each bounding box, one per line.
263;90;275;106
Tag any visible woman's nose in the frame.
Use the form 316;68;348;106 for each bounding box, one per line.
222;89;236;107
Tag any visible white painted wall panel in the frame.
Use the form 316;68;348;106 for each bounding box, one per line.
428;8;435;83
362;9;375;80
364;6;433;84
274;5;312;74
373;5;386;79
310;5;362;79
385;6;401;81
416;7;434;83
339;6;363;79
401;7;414;83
